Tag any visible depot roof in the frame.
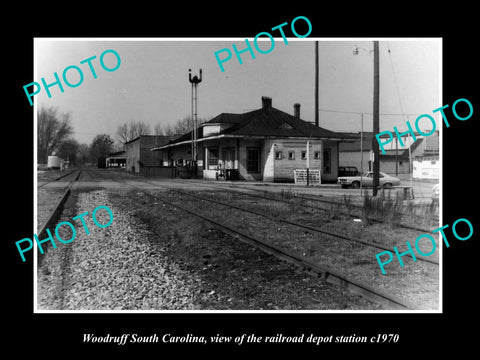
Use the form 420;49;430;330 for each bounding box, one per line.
152;101;359;151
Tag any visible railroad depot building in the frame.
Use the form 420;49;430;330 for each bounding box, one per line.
152;97;359;182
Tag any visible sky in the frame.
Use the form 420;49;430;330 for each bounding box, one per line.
34;38;441;146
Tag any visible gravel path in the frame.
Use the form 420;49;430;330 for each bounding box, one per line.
37;190;203;310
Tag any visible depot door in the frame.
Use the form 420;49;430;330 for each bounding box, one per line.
222;147;235;169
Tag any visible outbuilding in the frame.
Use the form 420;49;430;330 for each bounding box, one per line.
152;97;359;183
125;135;176;175
339;130;439;176
105;150;127;168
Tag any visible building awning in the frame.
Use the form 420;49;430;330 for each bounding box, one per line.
151;133;358;151
151;134;243;151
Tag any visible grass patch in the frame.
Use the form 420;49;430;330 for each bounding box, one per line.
362;192;403;225
279;188;296;200
329;202;343;220
362;191;439;227
343;194;353;214
404;198;439;226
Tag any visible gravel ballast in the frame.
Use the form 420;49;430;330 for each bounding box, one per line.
37;190;203;310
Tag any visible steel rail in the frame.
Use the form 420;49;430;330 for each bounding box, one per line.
37;169;77;188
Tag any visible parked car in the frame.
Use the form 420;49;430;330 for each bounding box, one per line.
337;171;401;189
338;166;359;177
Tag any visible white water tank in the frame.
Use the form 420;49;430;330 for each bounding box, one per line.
47;155;62;169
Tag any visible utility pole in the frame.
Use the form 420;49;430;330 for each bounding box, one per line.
395;137;398;176
372;41;380;196
313;41;318;187
315;41;319;127
306;138;310;186
360;113;364;196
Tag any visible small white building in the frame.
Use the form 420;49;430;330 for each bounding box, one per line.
47;154;64;170
413;158;440;180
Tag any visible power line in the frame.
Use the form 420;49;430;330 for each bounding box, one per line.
386;43;408;121
318;109;424;116
386;42;414;188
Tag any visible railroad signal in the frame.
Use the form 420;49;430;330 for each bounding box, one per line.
189;68;202;177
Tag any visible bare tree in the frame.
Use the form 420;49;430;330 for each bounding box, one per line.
154;122;175;136
76;143;90;165
89;134;115;167
57;138;79;164
172;117;193;135
116;123;129;144
155;116;210;137
37;107;73;164
116;120;151;144
154;123;165;136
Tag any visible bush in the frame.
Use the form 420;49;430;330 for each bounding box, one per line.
362;192;403;225
404;198;439;225
279;188;296;200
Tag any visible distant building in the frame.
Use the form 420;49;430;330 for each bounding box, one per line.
47;154;65;170
105;150;127;168
338;132;375;174
124;135;176;175
411;131;440;180
339;130;439;176
152;96;359;182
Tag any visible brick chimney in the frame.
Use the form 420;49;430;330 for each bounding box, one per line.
294;103;301;118
262;96;272;109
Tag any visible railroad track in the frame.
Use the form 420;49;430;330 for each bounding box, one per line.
36;170;437;310
36;170;82;266
122;178;437;310
169;188;438;265
37;169;78;188
161;178;436;233
143;189;421;310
